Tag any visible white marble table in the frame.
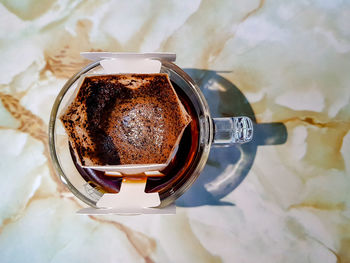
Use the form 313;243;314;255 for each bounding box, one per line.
0;0;349;262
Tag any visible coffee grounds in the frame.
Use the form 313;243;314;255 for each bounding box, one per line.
60;74;191;166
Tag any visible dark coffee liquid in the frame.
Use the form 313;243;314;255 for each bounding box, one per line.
71;82;200;196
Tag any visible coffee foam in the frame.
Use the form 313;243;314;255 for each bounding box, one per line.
60;73;191;168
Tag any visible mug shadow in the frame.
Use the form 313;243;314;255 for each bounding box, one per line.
176;69;288;207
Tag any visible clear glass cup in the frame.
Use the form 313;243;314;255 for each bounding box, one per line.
49;60;253;208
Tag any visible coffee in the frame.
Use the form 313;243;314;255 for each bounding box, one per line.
70;81;200;196
60;74;191;167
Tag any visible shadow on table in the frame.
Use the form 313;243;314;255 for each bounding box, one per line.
176;69;288;207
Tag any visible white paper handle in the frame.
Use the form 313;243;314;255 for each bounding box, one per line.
100;58;161;74
96;178;160;209
81;52;176;62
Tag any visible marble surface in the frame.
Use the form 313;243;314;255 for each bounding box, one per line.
0;0;350;262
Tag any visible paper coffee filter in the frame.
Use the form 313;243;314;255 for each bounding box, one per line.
58;73;86;123
59;56;191;176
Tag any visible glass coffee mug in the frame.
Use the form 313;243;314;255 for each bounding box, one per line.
49;60;253;208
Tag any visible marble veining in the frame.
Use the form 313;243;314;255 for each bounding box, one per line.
0;0;349;262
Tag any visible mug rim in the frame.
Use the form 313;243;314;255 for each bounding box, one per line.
48;60;213;208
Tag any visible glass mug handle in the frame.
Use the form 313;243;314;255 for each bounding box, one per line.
212;117;253;146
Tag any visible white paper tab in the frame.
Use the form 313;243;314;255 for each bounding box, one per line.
81;52;176;62
96;179;160;209
77;203;176;215
100;58;161;74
